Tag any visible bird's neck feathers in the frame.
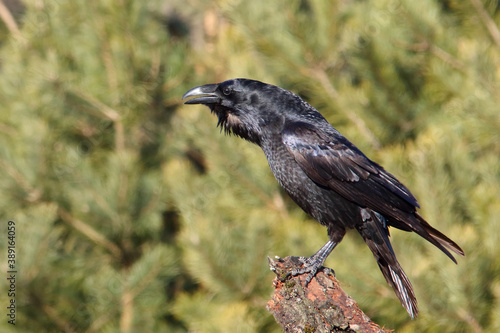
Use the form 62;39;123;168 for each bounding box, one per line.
213;106;263;145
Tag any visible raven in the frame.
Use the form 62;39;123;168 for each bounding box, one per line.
183;78;464;318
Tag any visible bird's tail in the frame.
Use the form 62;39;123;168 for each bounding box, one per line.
414;213;465;263
358;209;418;318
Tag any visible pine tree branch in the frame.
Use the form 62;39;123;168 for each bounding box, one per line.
120;289;134;333
57;207;122;258
41;302;76;333
66;88;125;151
0;0;20;37
430;45;467;73
303;66;381;150
267;256;389;333
67;88;121;122
469;0;500;50
400;40;466;72
0;156;40;201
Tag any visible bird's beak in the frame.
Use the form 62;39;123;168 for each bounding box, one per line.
182;84;220;105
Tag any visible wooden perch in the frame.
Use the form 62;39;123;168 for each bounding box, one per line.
267;256;389;333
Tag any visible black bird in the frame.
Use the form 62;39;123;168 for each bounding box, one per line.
183;78;464;318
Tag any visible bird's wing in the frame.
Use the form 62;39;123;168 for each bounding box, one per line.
282;121;419;220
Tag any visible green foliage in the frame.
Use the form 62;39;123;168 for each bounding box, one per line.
0;0;189;331
0;0;498;332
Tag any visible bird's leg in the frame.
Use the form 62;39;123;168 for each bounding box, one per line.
290;240;338;286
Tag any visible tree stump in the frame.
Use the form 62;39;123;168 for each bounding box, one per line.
267;256;390;333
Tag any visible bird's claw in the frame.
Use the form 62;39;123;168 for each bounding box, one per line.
289;256;334;286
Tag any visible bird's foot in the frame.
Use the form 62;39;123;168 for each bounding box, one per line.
289;256;335;286
287;240;338;286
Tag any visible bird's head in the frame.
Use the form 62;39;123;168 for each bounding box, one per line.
183;79;303;145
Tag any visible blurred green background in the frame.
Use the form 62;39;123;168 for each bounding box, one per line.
0;0;499;332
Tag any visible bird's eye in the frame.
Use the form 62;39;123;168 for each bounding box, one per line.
222;87;232;96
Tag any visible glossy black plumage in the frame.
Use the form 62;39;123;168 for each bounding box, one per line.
183;78;464;318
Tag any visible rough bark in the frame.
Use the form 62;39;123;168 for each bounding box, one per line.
267;256;390;333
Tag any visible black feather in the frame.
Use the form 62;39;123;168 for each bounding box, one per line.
183;78;464;318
